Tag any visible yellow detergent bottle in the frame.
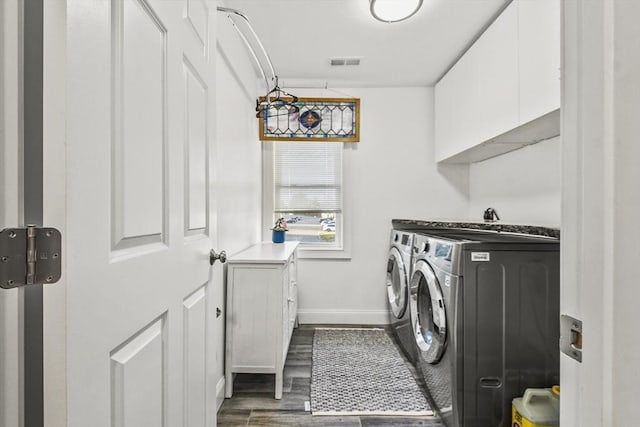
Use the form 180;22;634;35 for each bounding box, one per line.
512;385;560;427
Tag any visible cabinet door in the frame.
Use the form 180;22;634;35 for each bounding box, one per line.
288;254;297;328
289;281;298;330
282;262;291;361
518;0;561;124
451;49;478;157
288;262;298;332
435;50;477;161
472;1;519;143
229;267;279;369
434;1;519;162
435;68;455;161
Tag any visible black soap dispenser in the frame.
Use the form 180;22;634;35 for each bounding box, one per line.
483;207;500;223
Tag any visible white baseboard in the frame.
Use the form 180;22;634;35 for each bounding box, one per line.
216;376;225;411
297;309;389;325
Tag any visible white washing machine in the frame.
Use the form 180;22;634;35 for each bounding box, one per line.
385;229;418;364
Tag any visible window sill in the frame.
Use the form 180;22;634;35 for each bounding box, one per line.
296;246;351;260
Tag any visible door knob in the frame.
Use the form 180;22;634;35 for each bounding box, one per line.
210;249;227;265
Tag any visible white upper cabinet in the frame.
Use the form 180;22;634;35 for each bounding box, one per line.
434;69;454;161
435;0;560;163
472;2;519;146
518;0;561;124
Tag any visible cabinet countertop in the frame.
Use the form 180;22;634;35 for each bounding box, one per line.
392;219;560;239
226;241;299;264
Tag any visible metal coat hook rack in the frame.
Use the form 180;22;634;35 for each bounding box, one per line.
255;76;300;118
216;7;299;118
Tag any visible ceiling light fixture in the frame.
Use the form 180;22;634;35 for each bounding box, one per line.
370;0;423;23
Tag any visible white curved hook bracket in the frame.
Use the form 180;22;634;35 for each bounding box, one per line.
216;6;276;94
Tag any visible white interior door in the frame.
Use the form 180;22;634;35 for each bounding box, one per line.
0;0;22;425
61;1;220;426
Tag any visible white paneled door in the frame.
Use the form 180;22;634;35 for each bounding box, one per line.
60;1;219;426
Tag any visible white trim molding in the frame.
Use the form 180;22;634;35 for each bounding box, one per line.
215;376;225;412
561;1;640;425
297;309;389;325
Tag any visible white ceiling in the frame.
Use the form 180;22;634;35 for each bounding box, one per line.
220;0;510;88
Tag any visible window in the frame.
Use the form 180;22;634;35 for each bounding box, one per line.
272;142;343;250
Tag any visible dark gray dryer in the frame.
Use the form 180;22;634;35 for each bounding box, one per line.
409;230;560;427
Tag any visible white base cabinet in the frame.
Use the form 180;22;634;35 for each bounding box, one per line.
224;242;298;399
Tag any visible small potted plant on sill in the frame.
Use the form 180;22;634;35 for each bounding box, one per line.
271;217;288;243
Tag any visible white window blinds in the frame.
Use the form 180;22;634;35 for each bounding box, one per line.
273;142;342;213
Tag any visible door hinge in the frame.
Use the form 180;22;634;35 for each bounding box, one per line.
0;225;62;289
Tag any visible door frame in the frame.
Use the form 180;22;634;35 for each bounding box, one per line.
561;1;640;425
23;0;46;425
42;0;67;425
1;0;24;425
1;0;53;425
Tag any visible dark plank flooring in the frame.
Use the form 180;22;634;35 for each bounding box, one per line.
217;324;445;426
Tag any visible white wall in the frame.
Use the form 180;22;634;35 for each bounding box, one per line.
468;136;561;226
43;1;67;426
219;49;561;330
287;88;561;325
215;32;262;257
286;87;470;324
214;13;263;407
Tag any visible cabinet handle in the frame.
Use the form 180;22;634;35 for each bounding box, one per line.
287;297;295;302
216;307;222;318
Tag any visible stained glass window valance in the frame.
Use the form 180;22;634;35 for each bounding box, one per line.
258;97;360;142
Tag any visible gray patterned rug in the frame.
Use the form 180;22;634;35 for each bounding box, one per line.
310;328;433;416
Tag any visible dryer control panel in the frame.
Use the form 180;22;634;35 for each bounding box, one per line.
413;234;457;274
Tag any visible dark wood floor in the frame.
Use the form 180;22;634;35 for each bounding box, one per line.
217;325;445;426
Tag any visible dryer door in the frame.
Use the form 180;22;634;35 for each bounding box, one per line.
386;247;408;318
410;259;447;363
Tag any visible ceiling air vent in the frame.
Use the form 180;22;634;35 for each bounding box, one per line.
330;57;361;66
